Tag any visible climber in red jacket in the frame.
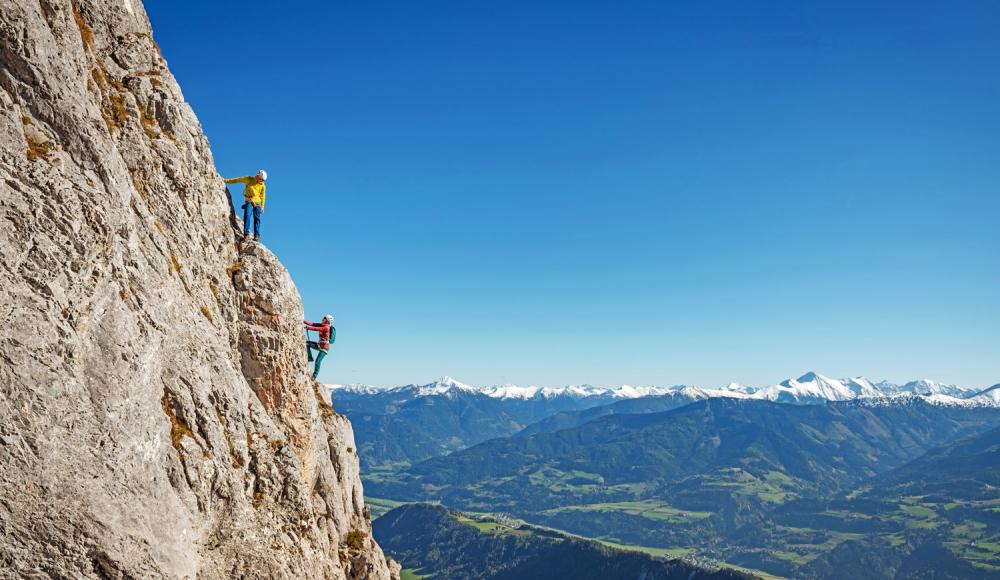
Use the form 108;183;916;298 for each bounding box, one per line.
304;315;336;380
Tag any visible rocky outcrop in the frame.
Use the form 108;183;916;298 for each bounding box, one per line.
0;1;395;578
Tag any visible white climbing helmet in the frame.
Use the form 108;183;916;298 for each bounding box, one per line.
256;169;268;181
323;314;334;324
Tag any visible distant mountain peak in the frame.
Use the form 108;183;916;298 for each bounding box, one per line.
328;373;997;408
415;376;477;396
971;383;1000;404
898;379;972;397
435;376;472;389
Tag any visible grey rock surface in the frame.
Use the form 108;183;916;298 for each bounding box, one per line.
0;1;396;578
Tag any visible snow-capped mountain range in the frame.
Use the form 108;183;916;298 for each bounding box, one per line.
330;373;1000;407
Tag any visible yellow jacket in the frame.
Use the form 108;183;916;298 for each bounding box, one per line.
225;176;267;210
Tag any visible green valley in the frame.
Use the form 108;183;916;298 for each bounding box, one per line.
373;503;752;580
364;399;1000;578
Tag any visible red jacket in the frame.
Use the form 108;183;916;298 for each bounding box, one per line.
304;320;335;350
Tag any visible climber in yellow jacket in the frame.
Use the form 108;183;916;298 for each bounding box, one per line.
225;170;267;241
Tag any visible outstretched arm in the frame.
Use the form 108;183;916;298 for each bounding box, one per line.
224;176;251;185
304;320;323;331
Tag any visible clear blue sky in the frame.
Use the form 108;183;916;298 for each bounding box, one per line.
146;1;999;389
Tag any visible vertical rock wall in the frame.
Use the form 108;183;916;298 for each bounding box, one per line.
0;1;396;578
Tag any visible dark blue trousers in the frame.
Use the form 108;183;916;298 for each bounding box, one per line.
242;203;261;237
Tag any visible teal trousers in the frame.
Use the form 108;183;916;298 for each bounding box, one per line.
307;341;328;380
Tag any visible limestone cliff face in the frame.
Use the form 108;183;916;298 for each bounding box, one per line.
0;1;397;578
